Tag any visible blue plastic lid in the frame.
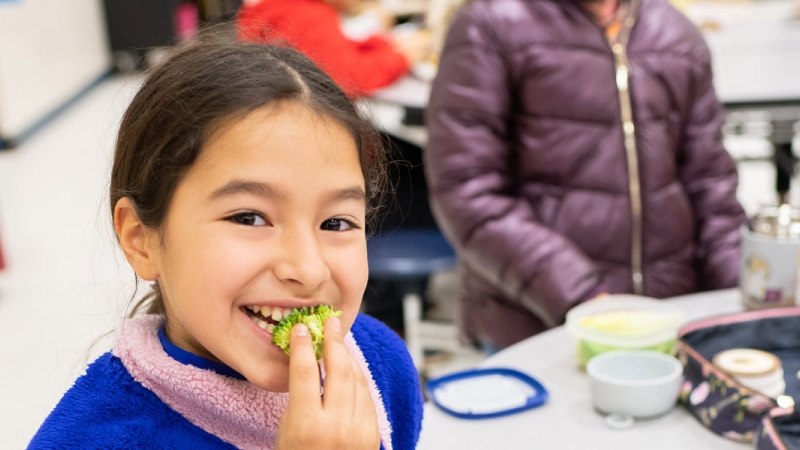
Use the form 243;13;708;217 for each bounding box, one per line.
425;368;549;419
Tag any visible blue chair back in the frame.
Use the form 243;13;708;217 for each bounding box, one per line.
367;229;456;279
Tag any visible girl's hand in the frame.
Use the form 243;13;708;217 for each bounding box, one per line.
393;32;431;66
358;2;396;31
276;317;380;450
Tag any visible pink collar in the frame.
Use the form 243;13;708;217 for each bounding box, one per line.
113;315;392;450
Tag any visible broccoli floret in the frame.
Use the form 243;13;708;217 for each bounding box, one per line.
272;305;343;360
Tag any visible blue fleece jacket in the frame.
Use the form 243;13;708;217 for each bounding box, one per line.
28;313;423;449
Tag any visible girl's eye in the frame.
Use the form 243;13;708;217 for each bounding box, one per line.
228;212;268;226
321;218;357;231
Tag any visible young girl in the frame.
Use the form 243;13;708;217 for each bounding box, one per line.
28;37;422;450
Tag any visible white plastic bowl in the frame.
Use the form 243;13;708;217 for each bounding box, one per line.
586;350;683;419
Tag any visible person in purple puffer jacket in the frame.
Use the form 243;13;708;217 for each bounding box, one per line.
424;0;747;350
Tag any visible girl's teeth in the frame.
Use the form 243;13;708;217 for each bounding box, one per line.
247;306;291;323
266;323;275;333
257;319;268;329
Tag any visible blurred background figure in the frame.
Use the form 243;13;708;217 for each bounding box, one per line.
424;0;747;352
237;0;430;96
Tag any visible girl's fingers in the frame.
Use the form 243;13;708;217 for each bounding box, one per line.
321;316;357;410
280;318;381;450
287;323;322;410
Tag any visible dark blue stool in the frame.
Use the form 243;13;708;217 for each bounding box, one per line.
367;229;458;369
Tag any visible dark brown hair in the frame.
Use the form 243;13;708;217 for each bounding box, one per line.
111;34;388;316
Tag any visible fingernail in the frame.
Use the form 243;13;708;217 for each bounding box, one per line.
328;316;341;333
294;323;309;336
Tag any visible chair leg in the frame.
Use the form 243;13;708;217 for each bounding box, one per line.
402;291;424;370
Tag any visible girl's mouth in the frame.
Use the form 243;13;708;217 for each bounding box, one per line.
243;305;292;333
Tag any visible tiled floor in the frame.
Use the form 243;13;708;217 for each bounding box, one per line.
0;74;792;448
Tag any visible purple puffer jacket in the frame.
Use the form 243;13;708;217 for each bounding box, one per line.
424;0;746;349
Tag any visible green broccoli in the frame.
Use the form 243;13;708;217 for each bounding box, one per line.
272;305;343;360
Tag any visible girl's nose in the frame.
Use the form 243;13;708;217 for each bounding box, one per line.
272;229;331;292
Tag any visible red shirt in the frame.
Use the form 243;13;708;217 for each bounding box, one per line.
237;0;409;96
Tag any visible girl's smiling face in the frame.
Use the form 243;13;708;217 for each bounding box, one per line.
141;103;368;392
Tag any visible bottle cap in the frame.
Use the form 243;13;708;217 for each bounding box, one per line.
712;348;781;377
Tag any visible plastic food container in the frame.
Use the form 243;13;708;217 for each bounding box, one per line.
425;368;549;419
566;295;685;367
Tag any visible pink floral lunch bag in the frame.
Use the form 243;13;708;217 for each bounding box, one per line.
678;307;800;447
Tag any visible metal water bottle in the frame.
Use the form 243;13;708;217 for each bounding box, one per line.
741;204;800;310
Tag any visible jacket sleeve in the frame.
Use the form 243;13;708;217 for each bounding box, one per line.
301;11;409;96
679;41;746;290
424;5;602;328
237;3;408;96
350;314;423;450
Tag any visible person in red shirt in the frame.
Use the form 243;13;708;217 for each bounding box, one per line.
237;0;428;96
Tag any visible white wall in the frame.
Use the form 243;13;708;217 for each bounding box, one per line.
0;0;111;141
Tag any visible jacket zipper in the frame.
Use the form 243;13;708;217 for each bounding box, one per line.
608;0;643;294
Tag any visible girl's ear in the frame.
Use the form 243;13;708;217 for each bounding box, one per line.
114;197;161;281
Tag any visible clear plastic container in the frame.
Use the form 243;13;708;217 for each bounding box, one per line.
565;295;685;367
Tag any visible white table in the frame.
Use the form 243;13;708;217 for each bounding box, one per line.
417;289;748;450
359;77;430;148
